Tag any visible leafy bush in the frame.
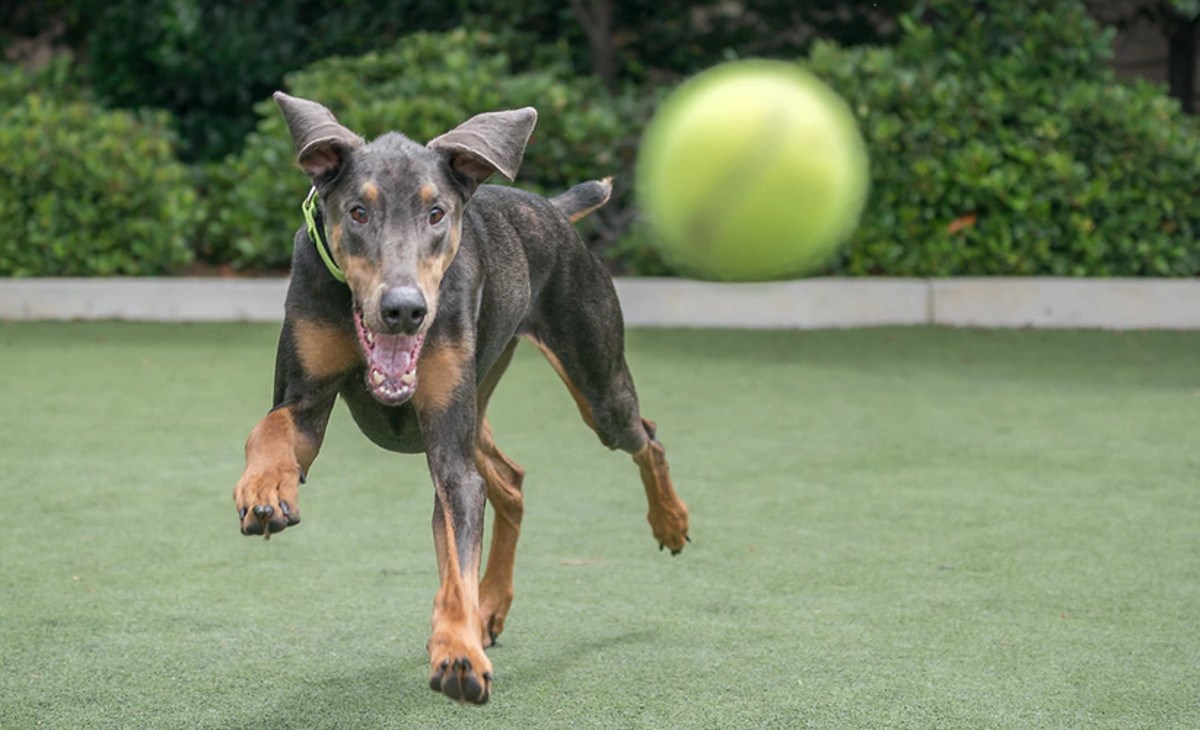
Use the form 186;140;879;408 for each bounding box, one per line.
82;0;453;161
4;0;912;163
196;29;647;270
0;55;86;108
462;0;916;84
0;88;197;276
804;0;1200;276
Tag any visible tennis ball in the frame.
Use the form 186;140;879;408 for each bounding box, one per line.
636;60;869;281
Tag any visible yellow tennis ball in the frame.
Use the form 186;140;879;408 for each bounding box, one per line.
637;60;869;281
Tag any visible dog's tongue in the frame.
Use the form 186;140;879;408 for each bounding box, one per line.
369;332;418;378
364;331;422;403
353;305;424;403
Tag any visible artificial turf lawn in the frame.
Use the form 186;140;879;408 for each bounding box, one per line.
1;321;1197;729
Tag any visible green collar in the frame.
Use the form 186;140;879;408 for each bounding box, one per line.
302;187;346;283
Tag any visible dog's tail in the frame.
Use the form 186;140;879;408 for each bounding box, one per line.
550;177;613;224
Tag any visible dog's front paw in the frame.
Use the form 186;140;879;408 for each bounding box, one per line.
428;633;493;704
233;463;302;537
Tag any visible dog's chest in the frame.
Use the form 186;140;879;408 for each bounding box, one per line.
339;381;426;453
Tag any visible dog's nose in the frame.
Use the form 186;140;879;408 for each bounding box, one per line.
380;286;427;334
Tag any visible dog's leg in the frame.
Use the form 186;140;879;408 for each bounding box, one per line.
628;417;689;555
528;273;689;554
233;316;351;536
414;339;493;704
472;341;525;647
475;420;524;647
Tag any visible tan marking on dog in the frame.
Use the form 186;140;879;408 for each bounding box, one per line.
567;177;614;223
428;489;491;701
292;319;361;380
412;339;471;413
475;418;525;645
329;222;343;256
632;421;689;553
419;183;438;203
361;181;379;204
233;407;315;532
417;224;461;312
340;253;380;297
339;253;389;332
526;337;597;430
244;408;302;472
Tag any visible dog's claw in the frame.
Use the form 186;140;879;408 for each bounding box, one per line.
686;535;692;543
238;507;248;520
430;661;449;691
429;658;452;692
659;543;664;552
253;504;275;532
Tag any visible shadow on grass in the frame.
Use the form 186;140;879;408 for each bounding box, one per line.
226;629;658;727
254;660;431;729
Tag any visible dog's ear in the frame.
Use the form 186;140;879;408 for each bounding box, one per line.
428;107;538;190
274;92;364;182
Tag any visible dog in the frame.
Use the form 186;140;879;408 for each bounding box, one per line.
232;92;690;704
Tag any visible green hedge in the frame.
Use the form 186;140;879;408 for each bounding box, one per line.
195;29;647;270
81;0;456;161
808;0;1200;276
0;67;197;277
0;56;85;107
4;1;912;161
5;1;1200;278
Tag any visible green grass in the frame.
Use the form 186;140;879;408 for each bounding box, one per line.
1;322;1197;728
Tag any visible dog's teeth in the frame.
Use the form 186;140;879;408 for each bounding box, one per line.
400;372;416;386
371;370;385;386
366;331;375;344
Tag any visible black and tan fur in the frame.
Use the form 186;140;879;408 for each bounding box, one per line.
232;93;689;705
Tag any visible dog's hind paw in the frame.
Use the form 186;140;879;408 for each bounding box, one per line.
648;502;690;555
659;534;692;556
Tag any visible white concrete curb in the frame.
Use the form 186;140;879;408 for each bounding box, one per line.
1;277;1198;330
0;278;289;322
930;278;1200;330
614;278;930;329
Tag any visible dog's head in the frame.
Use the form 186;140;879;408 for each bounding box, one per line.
274;92;536;404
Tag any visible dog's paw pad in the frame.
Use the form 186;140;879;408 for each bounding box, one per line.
429;655;491;704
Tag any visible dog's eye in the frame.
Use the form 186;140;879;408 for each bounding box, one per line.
349;205;369;225
428;206;445;226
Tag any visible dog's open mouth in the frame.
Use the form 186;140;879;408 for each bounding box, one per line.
354;305;424;405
